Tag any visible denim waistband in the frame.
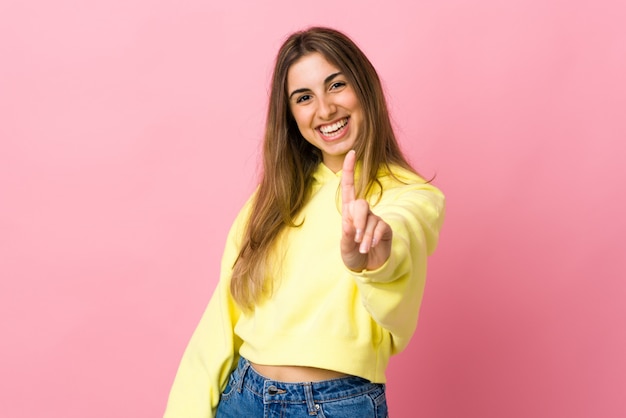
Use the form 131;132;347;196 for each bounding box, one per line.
232;357;383;406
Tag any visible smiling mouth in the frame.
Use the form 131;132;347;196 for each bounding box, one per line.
318;117;349;138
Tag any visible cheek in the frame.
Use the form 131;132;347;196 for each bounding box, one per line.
350;96;362;114
291;108;312;130
341;91;362;115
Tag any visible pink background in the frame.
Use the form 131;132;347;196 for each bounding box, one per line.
1;0;625;417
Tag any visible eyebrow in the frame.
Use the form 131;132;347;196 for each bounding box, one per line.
288;72;343;100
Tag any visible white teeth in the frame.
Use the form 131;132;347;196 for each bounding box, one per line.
319;118;348;134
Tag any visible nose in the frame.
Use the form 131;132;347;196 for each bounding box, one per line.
317;95;337;120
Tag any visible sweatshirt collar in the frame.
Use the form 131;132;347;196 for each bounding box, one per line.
312;161;364;184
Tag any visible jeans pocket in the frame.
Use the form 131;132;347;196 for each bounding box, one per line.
368;385;388;418
318;387;386;418
220;371;238;402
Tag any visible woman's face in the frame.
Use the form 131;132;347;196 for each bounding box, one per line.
286;52;363;173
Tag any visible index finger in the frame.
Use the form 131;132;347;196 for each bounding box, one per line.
341;150;356;208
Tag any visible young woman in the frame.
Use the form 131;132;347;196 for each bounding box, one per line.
164;27;445;418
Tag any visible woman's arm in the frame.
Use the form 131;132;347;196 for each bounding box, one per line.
163;198;253;418
341;151;446;354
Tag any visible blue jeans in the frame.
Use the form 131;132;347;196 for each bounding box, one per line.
215;357;388;418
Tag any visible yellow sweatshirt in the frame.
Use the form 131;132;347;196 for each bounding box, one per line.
164;163;445;418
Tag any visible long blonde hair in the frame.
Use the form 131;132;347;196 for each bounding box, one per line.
230;27;416;309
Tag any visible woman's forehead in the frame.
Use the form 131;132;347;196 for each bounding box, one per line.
287;53;342;88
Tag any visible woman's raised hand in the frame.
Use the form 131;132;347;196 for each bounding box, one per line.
340;150;392;272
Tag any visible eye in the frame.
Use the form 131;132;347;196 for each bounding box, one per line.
296;94;312;104
330;81;346;90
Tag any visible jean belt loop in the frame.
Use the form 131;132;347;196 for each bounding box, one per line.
236;359;251;393
303;382;319;415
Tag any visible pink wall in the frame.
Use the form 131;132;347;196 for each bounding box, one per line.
1;1;624;417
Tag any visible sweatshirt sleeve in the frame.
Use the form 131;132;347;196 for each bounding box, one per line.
163;199;252;418
349;181;445;354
